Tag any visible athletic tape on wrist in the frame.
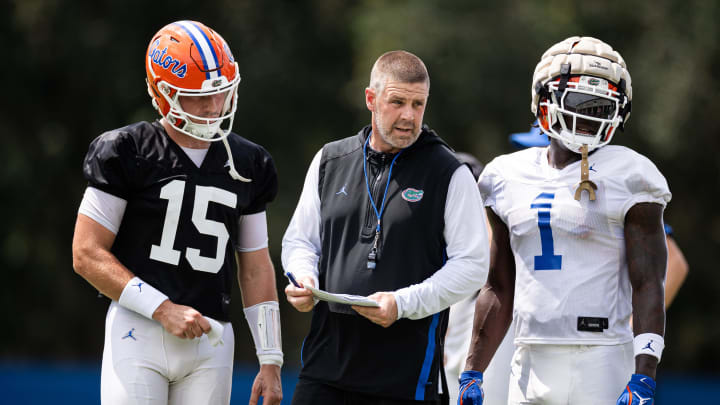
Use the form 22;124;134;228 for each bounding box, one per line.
244;301;283;367
633;333;664;362
118;277;168;320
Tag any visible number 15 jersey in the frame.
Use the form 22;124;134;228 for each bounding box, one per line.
478;145;670;345
83;121;278;321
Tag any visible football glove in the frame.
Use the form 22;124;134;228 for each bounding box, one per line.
458;370;484;405
616;373;656;405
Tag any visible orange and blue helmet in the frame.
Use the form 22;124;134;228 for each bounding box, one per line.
145;20;240;142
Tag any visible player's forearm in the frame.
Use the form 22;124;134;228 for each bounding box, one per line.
464;208;514;371
72;216;134;301
625;202;667;379
237;250;279;306
72;215;136;301
631;280;665;336
240;249;284;368
632;282;665;379
72;244;133;301
464;285;512;371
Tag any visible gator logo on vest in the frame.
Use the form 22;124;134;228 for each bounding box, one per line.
401;188;424;202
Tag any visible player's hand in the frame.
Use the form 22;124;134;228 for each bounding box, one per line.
249;364;282;405
352;292;398;328
458;370;484;405
152;300;211;339
616;374;655;405
284;276;315;312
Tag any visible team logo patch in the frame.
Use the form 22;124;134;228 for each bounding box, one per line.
401;188;424;202
148;39;187;79
588;78;600;86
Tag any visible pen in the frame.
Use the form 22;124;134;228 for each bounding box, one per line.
285;271;302;288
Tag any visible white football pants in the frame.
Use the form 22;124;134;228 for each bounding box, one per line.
507;342;633;405
101;301;235;405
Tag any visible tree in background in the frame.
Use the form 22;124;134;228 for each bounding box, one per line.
1;0;718;373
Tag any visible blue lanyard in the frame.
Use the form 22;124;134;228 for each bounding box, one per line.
363;133;404;269
363;133;404;232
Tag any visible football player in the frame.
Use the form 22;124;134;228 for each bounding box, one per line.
458;36;670;404
72;21;282;405
447;123;688;405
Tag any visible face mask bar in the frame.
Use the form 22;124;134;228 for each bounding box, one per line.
155;68;250;182
160;75;240;142
540;78;625;152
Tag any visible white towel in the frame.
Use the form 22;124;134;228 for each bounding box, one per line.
205;317;225;347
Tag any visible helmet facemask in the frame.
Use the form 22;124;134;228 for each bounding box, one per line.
539;75;628;153
156;70;240;142
531;36;633;155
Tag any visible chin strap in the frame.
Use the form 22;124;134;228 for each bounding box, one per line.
574;144;597;201
221;135;252;182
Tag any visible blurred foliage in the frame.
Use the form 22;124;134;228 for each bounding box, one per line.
1;0;718;375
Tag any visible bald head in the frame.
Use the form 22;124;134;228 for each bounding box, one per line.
369;50;430;94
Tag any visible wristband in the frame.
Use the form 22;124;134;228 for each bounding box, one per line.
244;301;283;367
118;277;169;320
633;333;664;362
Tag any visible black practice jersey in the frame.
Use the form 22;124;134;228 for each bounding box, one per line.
83;121;278;321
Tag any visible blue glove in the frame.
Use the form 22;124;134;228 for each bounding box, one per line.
616;373;656;405
458;370;484;405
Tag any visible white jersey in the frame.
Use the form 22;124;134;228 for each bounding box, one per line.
479;145;670;345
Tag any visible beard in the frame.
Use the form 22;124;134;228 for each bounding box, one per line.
373;108;421;150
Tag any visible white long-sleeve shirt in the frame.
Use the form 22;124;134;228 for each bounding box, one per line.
281;150;490;320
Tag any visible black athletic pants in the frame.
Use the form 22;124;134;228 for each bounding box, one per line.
291;377;444;405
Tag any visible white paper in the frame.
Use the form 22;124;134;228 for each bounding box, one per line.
305;285;380;307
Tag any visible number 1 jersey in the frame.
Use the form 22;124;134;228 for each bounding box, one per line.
478;145;670;345
82;121;278;321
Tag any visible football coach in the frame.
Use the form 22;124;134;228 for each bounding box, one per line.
282;50;489;405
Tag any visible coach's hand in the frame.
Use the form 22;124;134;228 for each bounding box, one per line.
458;370;484;405
352;292;398;327
152;300;210;339
284;277;316;312
249;364;282;405
616;374;655;405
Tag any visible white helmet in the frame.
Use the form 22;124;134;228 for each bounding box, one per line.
531;36;632;153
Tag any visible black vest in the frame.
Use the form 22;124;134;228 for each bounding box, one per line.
299;125;461;401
